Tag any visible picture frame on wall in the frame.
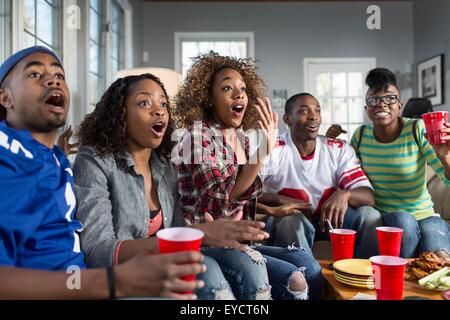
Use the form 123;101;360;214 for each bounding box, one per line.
417;54;444;106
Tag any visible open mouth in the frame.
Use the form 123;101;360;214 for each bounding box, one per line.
150;122;167;137
232;105;245;117
306;124;319;132
375;111;390;119
44;91;66;115
45;92;65;109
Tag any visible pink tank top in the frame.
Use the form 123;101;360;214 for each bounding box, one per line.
147;209;164;237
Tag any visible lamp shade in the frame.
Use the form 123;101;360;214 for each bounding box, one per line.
116;67;182;99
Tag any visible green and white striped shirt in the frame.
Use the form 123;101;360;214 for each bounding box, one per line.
351;118;450;221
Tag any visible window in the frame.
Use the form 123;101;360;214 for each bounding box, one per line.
87;0;129;113
8;0;132;123
89;0;105;110
175;32;254;78
23;0;62;56
110;0;125;79
304;58;376;141
0;0;11;62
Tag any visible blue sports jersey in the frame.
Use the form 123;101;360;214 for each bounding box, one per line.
0;121;85;270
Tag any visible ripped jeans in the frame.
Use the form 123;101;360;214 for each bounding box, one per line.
254;245;323;300
196;255;236;300
201;247;271;300
382;212;450;258
202;245;322;300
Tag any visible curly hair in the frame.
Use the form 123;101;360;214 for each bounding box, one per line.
172;51;266;131
77;73;174;172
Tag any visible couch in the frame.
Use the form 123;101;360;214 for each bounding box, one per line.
426;166;450;224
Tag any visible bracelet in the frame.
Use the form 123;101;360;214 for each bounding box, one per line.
106;266;116;300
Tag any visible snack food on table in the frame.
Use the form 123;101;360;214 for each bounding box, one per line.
418;267;450;291
404;251;450;281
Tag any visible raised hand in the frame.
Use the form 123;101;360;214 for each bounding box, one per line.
254;97;279;159
57;125;79;156
325;124;347;139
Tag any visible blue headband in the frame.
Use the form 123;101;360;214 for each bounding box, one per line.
0;46;61;121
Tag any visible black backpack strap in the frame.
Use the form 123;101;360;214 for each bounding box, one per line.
356;125;365;158
412;119;420;149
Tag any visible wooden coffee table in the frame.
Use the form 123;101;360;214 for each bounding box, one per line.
320;260;444;300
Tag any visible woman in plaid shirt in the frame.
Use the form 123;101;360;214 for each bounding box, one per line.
172;52;323;300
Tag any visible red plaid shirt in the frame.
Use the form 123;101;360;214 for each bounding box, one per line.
176;121;262;224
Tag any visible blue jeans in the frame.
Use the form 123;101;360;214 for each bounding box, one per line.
267;206;381;259
201;247;271;300
254;245;323;300
382;212;450;258
267;213;315;254
196;255;236;300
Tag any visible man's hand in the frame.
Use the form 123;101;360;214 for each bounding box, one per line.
267;202;312;218
195;214;270;251
325;124;347;139
115;251;206;300
320;189;350;232
57;125;79;156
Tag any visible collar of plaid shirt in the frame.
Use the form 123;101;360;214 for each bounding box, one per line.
206;120;250;162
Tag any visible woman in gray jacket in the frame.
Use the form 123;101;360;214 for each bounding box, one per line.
73;73;270;300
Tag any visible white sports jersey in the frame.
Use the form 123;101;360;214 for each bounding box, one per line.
260;132;373;215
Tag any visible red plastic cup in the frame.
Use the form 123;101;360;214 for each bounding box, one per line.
376;227;403;257
157;227;204;293
370;255;407;300
329;229;356;261
422;111;449;145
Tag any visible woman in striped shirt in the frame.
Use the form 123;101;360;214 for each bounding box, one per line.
327;68;450;259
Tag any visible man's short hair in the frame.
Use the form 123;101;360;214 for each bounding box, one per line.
285;93;316;115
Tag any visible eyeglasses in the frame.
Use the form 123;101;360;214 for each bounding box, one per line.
366;95;399;107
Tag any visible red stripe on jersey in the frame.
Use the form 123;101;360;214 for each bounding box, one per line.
338;166;361;180
345;176;369;190
339;170;367;189
278;188;310;203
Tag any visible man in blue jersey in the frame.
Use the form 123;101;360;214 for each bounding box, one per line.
0;46;206;299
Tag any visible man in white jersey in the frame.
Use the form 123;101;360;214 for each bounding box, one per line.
258;93;381;258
